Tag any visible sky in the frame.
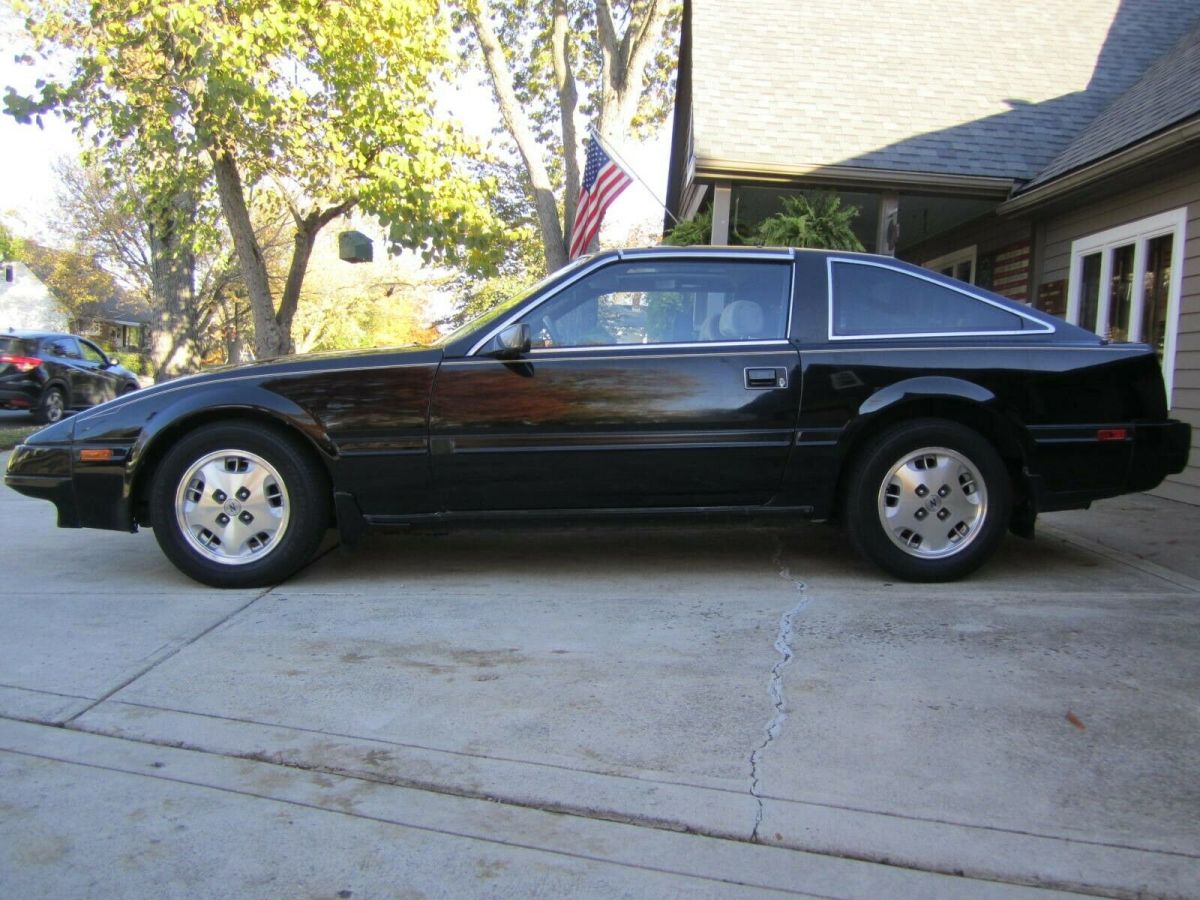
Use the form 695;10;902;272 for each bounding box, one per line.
0;5;81;242
0;6;674;251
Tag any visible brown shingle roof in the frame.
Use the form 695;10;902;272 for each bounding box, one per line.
1022;20;1200;189
690;0;1200;182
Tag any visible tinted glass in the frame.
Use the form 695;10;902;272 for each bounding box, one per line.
0;337;37;356
79;340;107;364
1141;234;1172;359
1078;253;1101;331
832;262;1023;336
45;338;82;359
518;260;791;348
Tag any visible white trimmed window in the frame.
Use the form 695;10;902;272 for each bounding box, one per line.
924;246;977;284
1067;208;1187;400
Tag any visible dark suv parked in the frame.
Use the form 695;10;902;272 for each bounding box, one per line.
0;332;140;423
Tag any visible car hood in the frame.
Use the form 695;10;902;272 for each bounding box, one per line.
71;345;444;423
144;344;439;389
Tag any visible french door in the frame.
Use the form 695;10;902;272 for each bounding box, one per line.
1067;208;1187;398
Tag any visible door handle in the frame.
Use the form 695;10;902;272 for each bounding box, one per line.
744;367;787;389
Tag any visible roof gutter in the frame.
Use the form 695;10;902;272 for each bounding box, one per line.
999;116;1200;216
694;158;1014;197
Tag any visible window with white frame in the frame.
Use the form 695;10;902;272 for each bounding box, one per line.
924;246;977;284
1067;208;1187;400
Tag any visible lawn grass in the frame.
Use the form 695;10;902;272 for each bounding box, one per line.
0;422;40;450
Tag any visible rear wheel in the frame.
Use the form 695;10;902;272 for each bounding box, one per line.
150;423;329;587
845;419;1010;582
34;386;66;424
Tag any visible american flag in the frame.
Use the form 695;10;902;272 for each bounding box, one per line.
568;139;633;260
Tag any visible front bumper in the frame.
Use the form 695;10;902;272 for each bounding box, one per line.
5;444;81;527
6;439;136;532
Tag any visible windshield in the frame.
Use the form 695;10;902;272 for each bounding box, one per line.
434;257;594;348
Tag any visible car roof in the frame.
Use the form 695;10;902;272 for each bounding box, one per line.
3;331;74;341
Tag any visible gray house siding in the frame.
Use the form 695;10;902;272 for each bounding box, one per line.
1037;162;1200;503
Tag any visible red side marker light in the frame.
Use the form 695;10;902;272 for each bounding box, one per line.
1097;428;1128;442
79;448;114;462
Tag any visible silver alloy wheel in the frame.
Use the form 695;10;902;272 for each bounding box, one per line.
43;390;64;423
877;445;988;559
174;448;291;566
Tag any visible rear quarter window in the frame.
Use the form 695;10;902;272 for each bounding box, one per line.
830;260;1029;337
0;337;38;356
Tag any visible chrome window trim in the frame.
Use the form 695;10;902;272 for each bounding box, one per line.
799;344;1141;354
529;340;793;355
467;250;797;357
826;257;1055;341
616;248;793;261
445;345;795;365
467;255;614;356
787;255;797;339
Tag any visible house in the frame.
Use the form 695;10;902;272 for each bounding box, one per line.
666;0;1200;504
0;260;70;333
71;289;152;353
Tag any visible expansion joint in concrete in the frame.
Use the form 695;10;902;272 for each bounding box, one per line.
749;537;809;842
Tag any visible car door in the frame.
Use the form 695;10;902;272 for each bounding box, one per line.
429;254;802;511
78;338;119;404
41;336;89;408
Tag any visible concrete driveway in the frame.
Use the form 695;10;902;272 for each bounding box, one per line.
1;449;1198;898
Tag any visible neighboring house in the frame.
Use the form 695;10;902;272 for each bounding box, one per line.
71;289;152;353
0;261;70;332
666;0;1200;504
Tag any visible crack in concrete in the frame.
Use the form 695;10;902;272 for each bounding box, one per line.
750;536;809;842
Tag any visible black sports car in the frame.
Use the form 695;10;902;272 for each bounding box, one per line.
0;331;141;423
5;247;1190;587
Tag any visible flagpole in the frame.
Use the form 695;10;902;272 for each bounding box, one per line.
588;126;680;227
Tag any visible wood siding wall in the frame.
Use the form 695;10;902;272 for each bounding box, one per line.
1037;162;1200;504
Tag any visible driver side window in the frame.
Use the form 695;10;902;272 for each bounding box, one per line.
518;259;791;349
80;341;108;365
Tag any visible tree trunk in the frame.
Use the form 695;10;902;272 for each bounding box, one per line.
276;202;355;344
552;0;582;239
147;190;201;382
594;0;672;143
211;146;287;358
467;0;569;271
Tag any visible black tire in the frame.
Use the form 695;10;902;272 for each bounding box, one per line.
150;422;330;588
34;386;66;424
844;419;1010;582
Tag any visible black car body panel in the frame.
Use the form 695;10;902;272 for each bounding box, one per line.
6;248;1190;580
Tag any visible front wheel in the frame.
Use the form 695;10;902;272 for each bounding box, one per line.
844;420;1011;582
150;423;330;587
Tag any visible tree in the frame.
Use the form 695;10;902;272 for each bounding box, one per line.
19;240;120;322
0;221;24;260
8;0;504;359
51;159;247;378
457;0;679;271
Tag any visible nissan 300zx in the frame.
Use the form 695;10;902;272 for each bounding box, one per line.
5;247;1190;587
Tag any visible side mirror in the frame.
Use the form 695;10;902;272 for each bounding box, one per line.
492;323;531;359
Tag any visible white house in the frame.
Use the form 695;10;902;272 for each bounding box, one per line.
0;261;69;333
